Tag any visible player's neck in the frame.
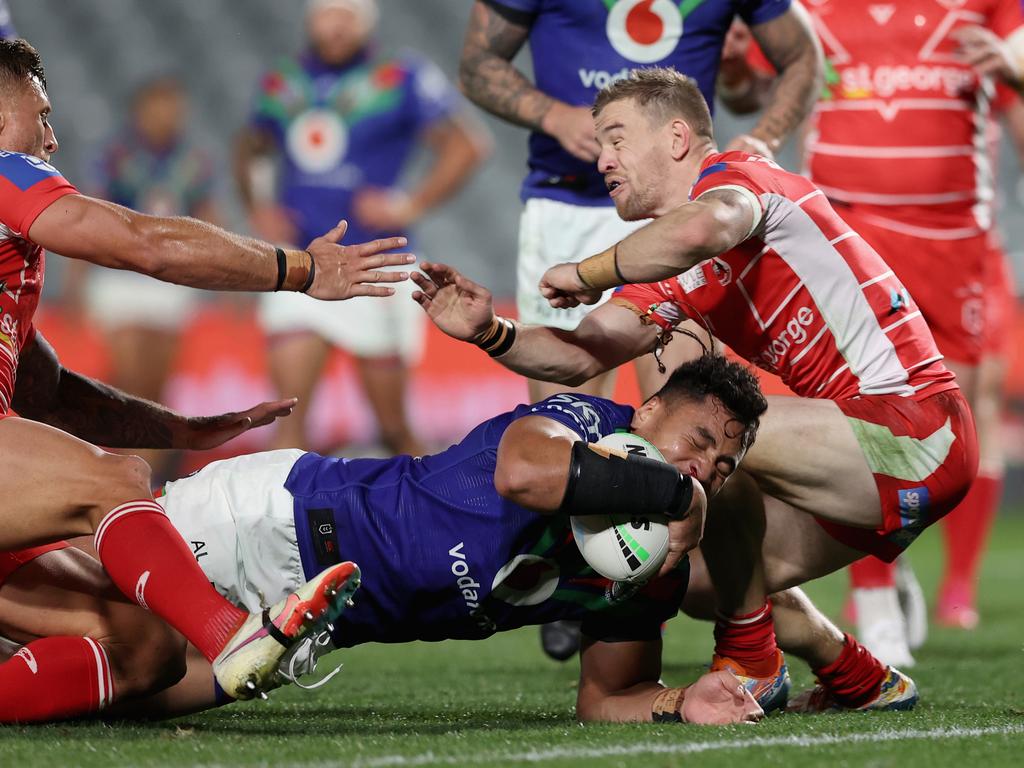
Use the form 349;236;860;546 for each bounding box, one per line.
656;143;718;215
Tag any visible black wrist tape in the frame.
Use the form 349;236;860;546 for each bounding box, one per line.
274;247;287;291
560;441;694;519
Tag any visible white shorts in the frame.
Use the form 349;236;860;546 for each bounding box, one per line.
157;449;306;613
259;277;425;363
516;198;646;330
87;270;200;331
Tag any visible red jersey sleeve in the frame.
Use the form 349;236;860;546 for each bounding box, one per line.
612;281;688;332
0;151;78;238
990;0;1024;38
689;153;768;240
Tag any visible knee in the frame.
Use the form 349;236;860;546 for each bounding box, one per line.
91;453;154;516
101;612;187;699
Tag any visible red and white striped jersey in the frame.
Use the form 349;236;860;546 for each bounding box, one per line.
0;151;77;415
803;0;1024;238
613;152;957;402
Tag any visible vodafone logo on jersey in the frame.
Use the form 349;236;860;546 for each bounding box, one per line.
606;0;684;64
286;109;348;175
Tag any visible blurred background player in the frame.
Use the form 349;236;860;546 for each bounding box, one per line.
236;0;489;456
65;75;221;483
458;0;822;661
798;0;1024;665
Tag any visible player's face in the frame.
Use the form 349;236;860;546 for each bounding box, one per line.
0;77;57;161
135;85;185;150
308;6;371;66
595;99;673;221
630;394;747;497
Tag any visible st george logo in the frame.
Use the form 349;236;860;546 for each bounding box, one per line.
605;0;693;64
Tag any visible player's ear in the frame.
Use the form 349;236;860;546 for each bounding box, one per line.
669;119;690;161
631;396;660;430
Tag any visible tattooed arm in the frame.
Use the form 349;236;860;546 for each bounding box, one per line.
729;3;823;155
12;332;294;449
459;1;600;161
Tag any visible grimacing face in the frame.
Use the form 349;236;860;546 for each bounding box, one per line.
630;394;747;498
0;77;57;161
594;98;673;221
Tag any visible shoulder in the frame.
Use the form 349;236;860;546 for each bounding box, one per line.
0;151;65;190
517;393;634;441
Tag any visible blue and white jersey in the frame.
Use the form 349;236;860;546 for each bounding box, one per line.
285;394;690;646
484;0;790;205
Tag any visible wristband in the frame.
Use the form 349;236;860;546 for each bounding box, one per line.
273;247;288;291
560;441;694;520
475;315;517;358
652;686;687;723
300;250;316;293
576;246;621;291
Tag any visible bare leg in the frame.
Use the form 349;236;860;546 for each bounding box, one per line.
353;355;426;456
0;548;186;720
265;332;331;451
105;325;181;480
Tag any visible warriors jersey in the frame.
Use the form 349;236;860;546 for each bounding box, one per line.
0;0;15;40
284;394;690;646
0;152;77;414
803;0;1024;237
614;151;956;401
250;49;460;246
92;134;215;217
485;0;791;204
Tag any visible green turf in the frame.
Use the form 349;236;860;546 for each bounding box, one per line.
2;514;1022;768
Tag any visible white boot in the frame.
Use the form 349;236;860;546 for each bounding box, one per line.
853;586;916;669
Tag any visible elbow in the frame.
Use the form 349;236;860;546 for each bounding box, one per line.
493;455;535;504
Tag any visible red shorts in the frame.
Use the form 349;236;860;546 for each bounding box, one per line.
982;242;1016;358
840;208;986;366
0;542;69;587
817;388;978;562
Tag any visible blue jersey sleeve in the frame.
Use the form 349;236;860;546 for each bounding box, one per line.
482;0;539;25
739;0;792;26
0;151;78;235
404;55;460;133
519;394;634;443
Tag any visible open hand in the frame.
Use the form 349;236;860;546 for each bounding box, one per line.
411;261;496;342
305;220;415;300
179;398;298;450
681;671;764;725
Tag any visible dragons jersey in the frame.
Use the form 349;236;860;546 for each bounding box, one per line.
284;394;690;647
0;152;77;414
803;0;1024;238
250;49;460;246
485;0;791;205
614;151;957;401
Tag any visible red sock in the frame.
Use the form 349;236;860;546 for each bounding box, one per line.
95;500;246;662
849;556;896;589
813;632;886;708
713;602;779;677
0;637;113;723
940;473;1001;596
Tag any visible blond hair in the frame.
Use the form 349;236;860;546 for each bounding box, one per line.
593;67;713;141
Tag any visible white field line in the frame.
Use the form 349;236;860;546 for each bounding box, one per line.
235;723;1024;768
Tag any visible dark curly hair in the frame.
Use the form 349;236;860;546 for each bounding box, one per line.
651;355;768;451
0;38;47;93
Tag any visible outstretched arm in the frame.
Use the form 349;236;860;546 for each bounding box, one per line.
29;196;413;300
459;1;600;162
577;636;763;724
12;333;293;449
539;190;757;308
411;261;659;385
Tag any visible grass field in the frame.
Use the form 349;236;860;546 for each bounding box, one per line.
1;513;1022;768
